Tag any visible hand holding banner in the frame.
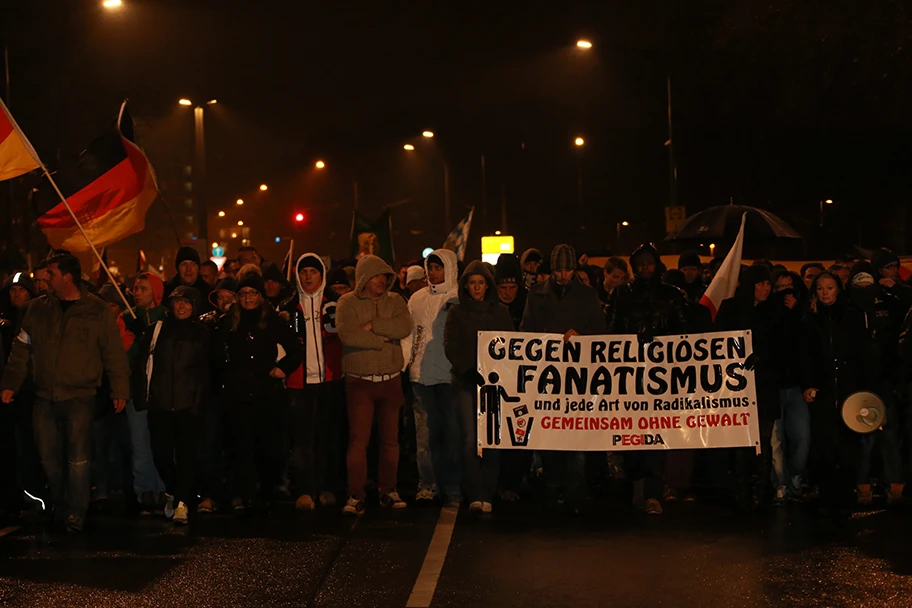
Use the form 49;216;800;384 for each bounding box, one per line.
476;330;760;452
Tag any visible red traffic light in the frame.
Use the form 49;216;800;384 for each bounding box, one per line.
294;212;305;223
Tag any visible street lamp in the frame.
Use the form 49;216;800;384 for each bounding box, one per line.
819;198;834;227
576;39;593;49
422;131;435;138
102;0;123;8
575;136;585;147
403;144;415;151
178;98;192;106
259;184;268;191
237;220;244;226
404;138;451;234
575;137;586;229
315;160;325;169
218;210;225;217
617;221;629;248
236;198;244;206
178;98;218;242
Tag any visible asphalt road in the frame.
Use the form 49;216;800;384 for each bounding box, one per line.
0;493;909;608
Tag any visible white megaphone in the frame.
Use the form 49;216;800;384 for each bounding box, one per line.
841;391;886;434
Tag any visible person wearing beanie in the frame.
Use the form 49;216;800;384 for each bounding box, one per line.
443;260;514;514
215;266;302;515
521;244;605;515
117;271;169;515
868;247;912;307
326;267;352;298
405;265;427;297
400;248;461;506
336;255;412;515
132;286;210;525
262;263;292;308
165;246;214;314
677;251;705;303
0;271;38;354
520;248;543;290
278;253;346;511
610;243;688;516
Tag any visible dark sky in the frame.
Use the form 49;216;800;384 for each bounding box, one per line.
5;0;912;264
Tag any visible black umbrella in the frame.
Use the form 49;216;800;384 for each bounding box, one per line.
665;205;801;243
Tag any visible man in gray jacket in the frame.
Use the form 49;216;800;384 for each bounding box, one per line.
1;254;130;533
521;244;606;514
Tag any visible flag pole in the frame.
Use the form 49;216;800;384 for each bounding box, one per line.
286;239;294;282
0;98;136;318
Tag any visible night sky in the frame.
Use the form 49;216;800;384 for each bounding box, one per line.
4;0;912;266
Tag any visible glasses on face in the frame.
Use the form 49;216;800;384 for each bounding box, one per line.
885;262;900;270
238;290;260;299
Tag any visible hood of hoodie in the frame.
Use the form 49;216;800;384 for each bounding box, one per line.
630;243;665;282
520;248;542;268
208;276;238;309
169;285;202;319
354;255;396;298
294;253;327;304
459;260;499;308
135;272;165;307
425;248;459;296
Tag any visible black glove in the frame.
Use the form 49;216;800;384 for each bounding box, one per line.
637;330;655;345
128;316;146;337
744;353;759;371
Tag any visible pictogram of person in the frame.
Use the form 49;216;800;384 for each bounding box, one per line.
479;371;520;446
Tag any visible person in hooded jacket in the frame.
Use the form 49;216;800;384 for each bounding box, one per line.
610;243;688;516
279;253;345;511
263;263;293;309
715;265;781;510
520;248;543;290
521;244;606;514
677;251;705;304
800;271;873;514
132;286;210;525
216;273;303;514
846;266;906;506
444;261;514;514
400;249;462;504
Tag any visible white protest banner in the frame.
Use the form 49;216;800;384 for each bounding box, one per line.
476;330;760;452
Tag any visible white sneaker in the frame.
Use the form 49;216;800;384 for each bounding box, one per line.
164;494;175;519
380;490;407;509
481;502;493;514
468;501;483;513
415;488;436;502
173;501;188;525
343;496;365;516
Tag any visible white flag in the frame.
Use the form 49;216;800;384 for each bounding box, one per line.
699;213;747;320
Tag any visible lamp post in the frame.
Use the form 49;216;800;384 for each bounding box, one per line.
575;136;586;230
616;220;629;249
819;199;833;227
178;98;217;243
405;134;451;234
314;159;360;209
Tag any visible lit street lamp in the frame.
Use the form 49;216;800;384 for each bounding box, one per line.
315;160;325;169
575;136;585;147
404;138;451;235
102;0;123;8
403;144;415;151
576;39;593;49
236;198;244;206
617;221;629;249
218;211;225;217
259;184;268;191
575;136;586;229
179;98;219;243
819;198;833;227
422;131;435;138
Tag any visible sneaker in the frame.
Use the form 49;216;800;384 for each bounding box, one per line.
888;483;905;506
499;489;520;503
231;497;246;514
774;486;787;506
415;488;437;503
468;501;483;513
197;498;215;514
645;498;663;516
65;514;84;533
164;494;175;519
379;490;407;509
857;484;873;507
663;486;678;502
319;491;337;508
139;491;155;516
173;502;188;525
632;480;646;509
481;502;493;514
295;495;316;511
343;496;365;516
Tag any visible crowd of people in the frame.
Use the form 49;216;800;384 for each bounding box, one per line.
0;238;910;533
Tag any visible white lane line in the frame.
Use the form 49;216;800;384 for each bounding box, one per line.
406;506;459;608
0;526;21;538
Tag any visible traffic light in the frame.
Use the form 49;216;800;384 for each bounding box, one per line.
293;211;307;229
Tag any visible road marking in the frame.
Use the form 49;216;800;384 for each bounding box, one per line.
0;526;21;538
406;506;458;608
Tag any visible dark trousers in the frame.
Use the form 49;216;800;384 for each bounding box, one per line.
148;409;202;507
15;394;46;501
346;377;403;499
500;450;532;494
454;384;500;503
626;451;666;501
290;381;345;498
226;401;284;503
542;451;587;508
0;400;20;513
92;410;133;500
33;396;95;520
811;405;859;509
197;396;225;501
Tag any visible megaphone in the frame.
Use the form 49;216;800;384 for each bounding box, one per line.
841;391;886;433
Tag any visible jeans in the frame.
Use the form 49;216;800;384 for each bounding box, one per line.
148;409;202;506
33;396;96;520
346;377;403;499
197;396;225;502
126;400;165;499
857;382;902;485
778;387;811;487
290;381;344;498
413;383;461;497
453;384;500;503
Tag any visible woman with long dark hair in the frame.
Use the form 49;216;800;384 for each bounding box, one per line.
800;271;872;514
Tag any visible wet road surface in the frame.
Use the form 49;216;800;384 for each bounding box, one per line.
0;497;910;607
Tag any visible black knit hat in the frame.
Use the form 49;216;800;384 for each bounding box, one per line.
678;251;702;270
871;247;900;273
327;267;349;287
262;263;285;283
237;273;265;296
175;246;201;270
495;253;523;285
297;256;324;274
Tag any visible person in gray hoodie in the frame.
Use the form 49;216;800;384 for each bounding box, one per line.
400;249;462;505
444;261;514;514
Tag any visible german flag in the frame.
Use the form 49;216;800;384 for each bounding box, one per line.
36;103;159;252
0;100;40;181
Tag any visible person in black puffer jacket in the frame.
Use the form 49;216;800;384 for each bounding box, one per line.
216;272;303;513
444;261;514;514
133;286;210;525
